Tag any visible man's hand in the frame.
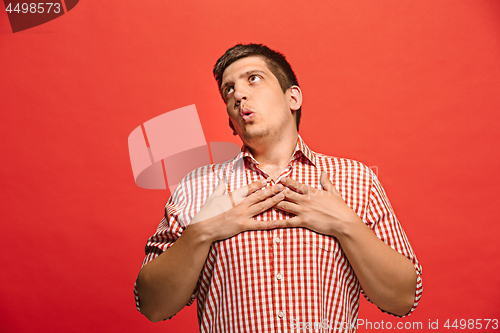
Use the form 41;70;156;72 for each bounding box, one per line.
137;178;285;322
191;178;269;224
271;171;417;316
192;179;286;242
273;171;363;237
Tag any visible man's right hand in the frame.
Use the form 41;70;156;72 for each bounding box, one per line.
136;178;286;322
191;178;286;242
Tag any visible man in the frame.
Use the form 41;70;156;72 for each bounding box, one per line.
135;44;422;332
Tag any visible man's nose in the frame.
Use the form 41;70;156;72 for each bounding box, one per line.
233;83;248;102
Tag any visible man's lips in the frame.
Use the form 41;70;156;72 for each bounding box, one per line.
240;107;255;122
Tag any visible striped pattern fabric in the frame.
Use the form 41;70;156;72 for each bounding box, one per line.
135;135;422;332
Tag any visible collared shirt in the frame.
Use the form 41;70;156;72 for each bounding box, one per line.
135;135;423;333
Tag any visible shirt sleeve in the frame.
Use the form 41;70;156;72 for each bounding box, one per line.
134;182;199;315
361;170;423;318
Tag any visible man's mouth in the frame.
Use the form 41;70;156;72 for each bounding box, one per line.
240;107;254;122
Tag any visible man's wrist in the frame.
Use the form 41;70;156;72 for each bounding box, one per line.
185;220;217;247
188;212;229;245
334;214;367;241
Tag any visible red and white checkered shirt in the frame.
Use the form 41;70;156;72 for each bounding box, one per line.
135;135;423;332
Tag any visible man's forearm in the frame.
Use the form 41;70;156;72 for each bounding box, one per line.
337;218;417;316
135;222;213;322
275;174;417;316
136;182;285;322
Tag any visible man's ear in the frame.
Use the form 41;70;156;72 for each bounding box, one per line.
287;85;302;112
229;118;237;135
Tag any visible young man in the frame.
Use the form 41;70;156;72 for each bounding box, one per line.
135;44;422;332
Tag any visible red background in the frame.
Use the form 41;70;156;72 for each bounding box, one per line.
1;1;499;332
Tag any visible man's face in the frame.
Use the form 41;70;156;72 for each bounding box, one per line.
220;56;299;144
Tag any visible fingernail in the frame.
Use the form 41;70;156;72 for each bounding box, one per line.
266;177;272;183
261;179;267;185
276;184;284;191
281;177;286;182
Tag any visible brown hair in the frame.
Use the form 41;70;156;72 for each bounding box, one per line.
213;43;301;129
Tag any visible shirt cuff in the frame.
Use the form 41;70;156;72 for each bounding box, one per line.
361;270;423;318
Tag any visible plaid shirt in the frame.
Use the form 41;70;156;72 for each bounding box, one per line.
135;135;423;332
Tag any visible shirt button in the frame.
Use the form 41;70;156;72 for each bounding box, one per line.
276;273;283;280
275;237;281;244
278;311;284;318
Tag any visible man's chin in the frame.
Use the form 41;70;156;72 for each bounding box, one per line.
242;128;271;143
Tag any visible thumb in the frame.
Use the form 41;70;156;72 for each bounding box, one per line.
320;171;334;192
212;179;227;197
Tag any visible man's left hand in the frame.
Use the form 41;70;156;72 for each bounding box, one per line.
274;171;418;316
274;171;364;237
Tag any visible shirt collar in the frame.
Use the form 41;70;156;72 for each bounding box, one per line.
230;134;318;173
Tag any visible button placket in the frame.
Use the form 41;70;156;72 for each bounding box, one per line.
272;227;286;328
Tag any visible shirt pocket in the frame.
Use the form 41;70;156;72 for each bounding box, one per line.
302;229;340;256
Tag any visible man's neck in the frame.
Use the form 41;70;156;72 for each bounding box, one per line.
244;131;298;181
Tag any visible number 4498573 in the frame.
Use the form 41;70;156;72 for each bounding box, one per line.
5;3;62;14
443;319;498;330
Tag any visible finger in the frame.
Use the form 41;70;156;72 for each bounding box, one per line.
274;199;301;215
247;178;270;195
211;180;227;197
257;216;302;230
228;191;236;208
227;179;269;206
281;188;303;204
320;171;340;195
320;171;334;192
247;191;285;217
233;178;268;199
280;177;309;194
244;183;284;206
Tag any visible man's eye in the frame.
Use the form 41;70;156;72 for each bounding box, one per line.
224;86;234;97
249;75;261;83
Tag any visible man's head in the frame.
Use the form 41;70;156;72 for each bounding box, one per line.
213;44;301;130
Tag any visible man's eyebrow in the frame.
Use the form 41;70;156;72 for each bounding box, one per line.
221;69;268;91
241;69;267;78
